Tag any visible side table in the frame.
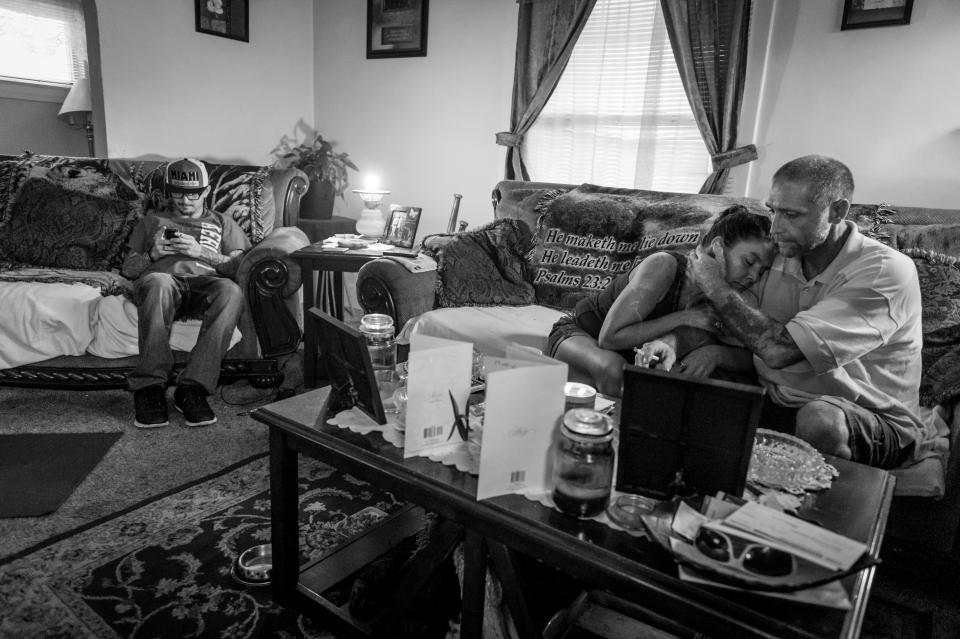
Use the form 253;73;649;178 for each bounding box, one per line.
291;243;385;387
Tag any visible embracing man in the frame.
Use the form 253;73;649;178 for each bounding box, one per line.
121;158;250;429
679;154;936;469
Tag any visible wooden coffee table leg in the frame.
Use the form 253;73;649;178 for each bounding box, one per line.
461;530;486;639
270;427;299;604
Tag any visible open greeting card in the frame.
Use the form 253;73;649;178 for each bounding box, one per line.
476;344;567;500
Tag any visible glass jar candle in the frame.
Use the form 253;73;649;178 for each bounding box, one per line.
552;408;615;518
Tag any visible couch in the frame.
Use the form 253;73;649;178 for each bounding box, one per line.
356;179;960;562
0;153;310;390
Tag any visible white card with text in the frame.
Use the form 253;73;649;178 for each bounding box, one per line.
403;334;473;459
476;345;567;500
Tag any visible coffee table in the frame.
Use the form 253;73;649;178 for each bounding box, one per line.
252;387;895;639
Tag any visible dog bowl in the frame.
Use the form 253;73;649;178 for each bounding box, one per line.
233;543;272;586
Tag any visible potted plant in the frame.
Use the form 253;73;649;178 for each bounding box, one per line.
272;126;358;220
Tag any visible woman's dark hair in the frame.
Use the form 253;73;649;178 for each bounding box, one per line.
699;204;771;248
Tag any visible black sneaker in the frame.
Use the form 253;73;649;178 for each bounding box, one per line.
173;385;217;427
133;385;169;429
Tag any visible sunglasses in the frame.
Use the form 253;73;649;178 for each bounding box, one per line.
170;192;203;201
694;527;793;577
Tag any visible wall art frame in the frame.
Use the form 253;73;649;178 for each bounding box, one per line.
196;0;249;42
367;0;428;59
382;205;422;249
841;0;914;30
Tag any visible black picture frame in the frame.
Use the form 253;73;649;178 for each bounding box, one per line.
616;366;765;500
382;205;422;249
841;0;913;30
366;0;428;59
196;0;249;42
309;308;387;425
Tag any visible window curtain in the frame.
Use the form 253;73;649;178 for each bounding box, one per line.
660;0;754;194
497;0;597;181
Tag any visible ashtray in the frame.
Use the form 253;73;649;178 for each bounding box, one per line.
606;493;659;530
232;543;272;586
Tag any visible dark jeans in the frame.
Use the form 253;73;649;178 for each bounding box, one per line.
128;273;243;395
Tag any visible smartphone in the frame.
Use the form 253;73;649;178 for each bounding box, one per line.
163;227;178;240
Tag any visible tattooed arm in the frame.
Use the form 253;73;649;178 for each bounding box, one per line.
688;249;805;370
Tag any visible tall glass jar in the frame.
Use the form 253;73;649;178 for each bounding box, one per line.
359;313;396;393
552;408;615;518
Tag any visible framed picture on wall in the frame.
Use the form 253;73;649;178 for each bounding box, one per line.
841;0;913;30
196;0;249;42
366;0;428;58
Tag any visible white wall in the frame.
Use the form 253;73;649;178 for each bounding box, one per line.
742;0;960;209
96;0;314;165
313;0;518;238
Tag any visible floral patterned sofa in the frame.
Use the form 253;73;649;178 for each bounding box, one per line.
357;179;960;562
0;153;310;390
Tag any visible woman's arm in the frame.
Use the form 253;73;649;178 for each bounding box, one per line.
597;253;718;350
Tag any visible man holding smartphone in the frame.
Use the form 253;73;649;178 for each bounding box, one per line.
121;158;251;428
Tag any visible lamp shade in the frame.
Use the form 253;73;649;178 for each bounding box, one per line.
58;78;92;123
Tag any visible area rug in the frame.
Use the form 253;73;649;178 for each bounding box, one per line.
0;432;123;518
0;454;409;638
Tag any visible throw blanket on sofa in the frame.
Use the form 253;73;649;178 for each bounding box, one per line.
527;183;768;309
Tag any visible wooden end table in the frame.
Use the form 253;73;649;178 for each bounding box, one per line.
252;387;896;639
291;244;386;387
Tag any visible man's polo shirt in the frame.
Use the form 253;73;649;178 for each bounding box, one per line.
755;220;934;459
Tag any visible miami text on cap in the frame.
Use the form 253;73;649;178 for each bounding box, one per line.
166;158;209;192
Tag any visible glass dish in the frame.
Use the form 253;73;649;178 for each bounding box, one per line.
748;429;838;494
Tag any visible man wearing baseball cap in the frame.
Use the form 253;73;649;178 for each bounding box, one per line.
121;158;251;428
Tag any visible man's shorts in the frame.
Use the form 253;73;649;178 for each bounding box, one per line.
758;395;909;469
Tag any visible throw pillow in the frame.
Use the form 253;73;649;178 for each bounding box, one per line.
0;177;142;272
527;183;768;310
905;248;960;406
421;218;536;308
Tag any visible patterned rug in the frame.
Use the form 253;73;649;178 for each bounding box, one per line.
0;454;410;638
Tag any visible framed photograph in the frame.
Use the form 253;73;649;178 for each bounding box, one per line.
367;0;428;59
382;205;422;249
841;0;913;30
196;0;249;42
310;308;387;425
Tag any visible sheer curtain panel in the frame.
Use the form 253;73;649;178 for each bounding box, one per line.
0;0;88;85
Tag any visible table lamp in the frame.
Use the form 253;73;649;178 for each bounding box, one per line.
58;78;94;157
352;174;390;238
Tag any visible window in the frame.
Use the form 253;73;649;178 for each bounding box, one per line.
0;0;87;86
525;0;710;193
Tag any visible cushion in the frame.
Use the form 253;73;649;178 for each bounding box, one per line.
527;183;768;310
886;223;960;258
905;248;960;407
422;218;536;308
0;281;101;369
398;304;566;357
0;177;142;271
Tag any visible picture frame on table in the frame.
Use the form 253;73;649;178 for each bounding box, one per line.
196;0;249;42
841;0;913;30
382;205;422;249
366;0;428;59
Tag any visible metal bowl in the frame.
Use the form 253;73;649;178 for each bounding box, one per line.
234;543;272;584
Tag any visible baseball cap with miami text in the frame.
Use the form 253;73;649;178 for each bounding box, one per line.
165;158;209;193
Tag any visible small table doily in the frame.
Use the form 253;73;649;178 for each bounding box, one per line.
748;429;838;495
327;408;479;474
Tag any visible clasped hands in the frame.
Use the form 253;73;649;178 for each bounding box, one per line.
150;228;202;260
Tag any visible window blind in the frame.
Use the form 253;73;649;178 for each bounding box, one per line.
0;0;87;85
525;0;710;193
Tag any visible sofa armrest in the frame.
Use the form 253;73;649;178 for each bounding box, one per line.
268;167;310;228
235;226;310;358
357;258;437;330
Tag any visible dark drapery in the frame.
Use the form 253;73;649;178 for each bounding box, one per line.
660;0;755;194
497;0;597;180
